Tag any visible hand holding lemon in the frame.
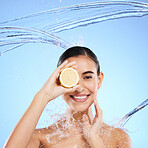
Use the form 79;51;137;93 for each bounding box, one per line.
38;60;79;103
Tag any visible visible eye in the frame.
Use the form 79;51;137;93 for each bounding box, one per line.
83;76;92;79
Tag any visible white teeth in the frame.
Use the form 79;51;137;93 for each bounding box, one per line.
73;96;87;99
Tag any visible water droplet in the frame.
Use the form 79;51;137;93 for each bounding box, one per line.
0;52;3;56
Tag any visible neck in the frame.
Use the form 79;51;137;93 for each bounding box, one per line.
65;106;94;126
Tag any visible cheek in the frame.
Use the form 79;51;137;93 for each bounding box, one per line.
62;93;70;104
62;94;67;101
86;80;98;93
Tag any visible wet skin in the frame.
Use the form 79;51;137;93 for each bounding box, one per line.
31;122;131;148
28;56;132;148
5;55;132;148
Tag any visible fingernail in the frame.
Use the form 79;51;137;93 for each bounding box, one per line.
83;114;87;120
94;99;97;103
72;61;76;64
72;65;77;68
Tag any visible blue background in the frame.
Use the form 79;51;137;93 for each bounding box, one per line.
0;0;148;147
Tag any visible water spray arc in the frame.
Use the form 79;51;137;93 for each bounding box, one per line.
0;1;148;55
0;1;148;127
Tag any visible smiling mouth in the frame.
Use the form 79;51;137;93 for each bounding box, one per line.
70;94;90;102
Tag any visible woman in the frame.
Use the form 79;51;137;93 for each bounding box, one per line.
5;46;132;148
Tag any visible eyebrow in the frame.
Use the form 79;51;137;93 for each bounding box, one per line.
82;71;94;75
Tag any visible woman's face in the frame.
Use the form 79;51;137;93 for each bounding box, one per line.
62;55;104;112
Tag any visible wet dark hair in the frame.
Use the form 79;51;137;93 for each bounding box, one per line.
57;46;100;76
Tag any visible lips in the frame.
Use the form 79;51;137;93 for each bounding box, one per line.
70;94;90;102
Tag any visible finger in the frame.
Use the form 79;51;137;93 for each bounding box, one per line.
82;114;92;139
94;99;102;117
71;65;77;69
52;60;69;77
60;61;77;72
92;115;100;131
54;60;76;78
92;100;98;124
93;99;103;126
92;100;102;132
57;61;77;76
64;61;77;68
94;99;98;117
58;60;68;69
64;84;80;93
82;114;91;129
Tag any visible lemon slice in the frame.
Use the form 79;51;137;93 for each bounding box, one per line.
59;67;79;88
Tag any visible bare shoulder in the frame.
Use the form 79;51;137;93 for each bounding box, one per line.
100;123;132;147
114;127;132;147
28;121;62;147
105;123;132;147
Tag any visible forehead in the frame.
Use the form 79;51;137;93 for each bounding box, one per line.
67;55;97;73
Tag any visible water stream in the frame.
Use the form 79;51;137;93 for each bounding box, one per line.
0;1;148;56
115;99;148;127
0;0;148;127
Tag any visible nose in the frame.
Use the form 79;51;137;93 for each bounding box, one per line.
75;80;84;93
75;86;83;93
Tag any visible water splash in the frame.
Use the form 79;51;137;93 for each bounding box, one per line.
115;99;148;127
0;26;70;55
1;1;147;126
0;1;148;55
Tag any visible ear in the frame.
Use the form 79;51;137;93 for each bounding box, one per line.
97;72;104;89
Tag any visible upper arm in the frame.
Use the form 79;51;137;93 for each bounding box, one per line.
117;129;132;148
27;137;40;148
27;130;40;148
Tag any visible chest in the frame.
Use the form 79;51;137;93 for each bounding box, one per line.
40;134;118;148
40;133;90;148
39;127;119;148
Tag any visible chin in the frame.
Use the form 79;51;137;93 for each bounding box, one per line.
71;104;91;112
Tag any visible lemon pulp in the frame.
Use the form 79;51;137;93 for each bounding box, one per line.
59;67;79;88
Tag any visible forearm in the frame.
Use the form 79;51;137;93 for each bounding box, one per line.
5;93;48;148
5;60;77;148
